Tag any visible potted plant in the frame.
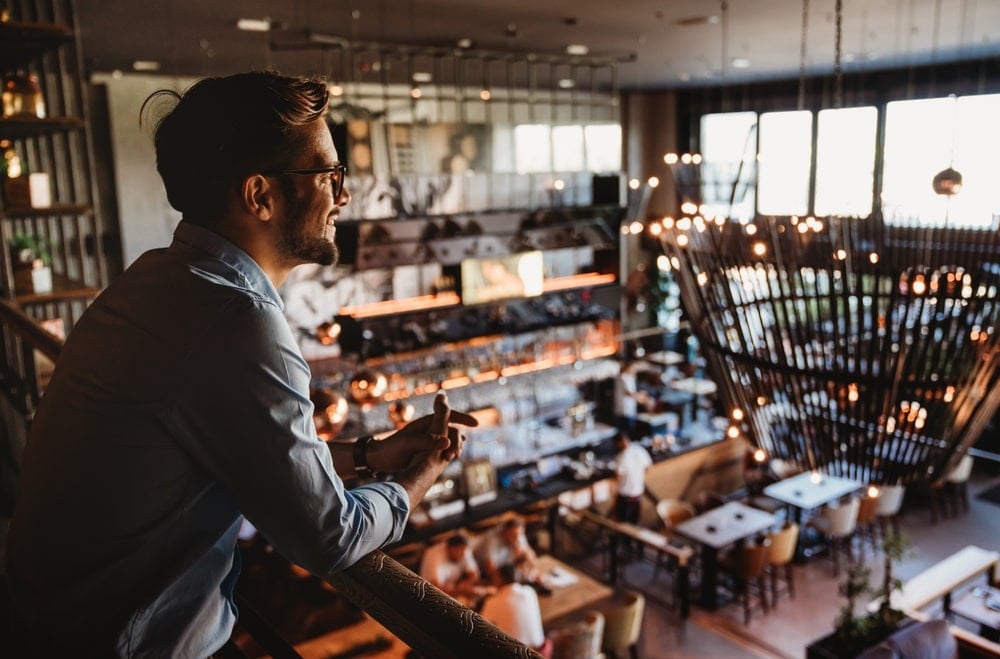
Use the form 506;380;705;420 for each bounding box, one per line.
9;230;53;295
806;532;911;659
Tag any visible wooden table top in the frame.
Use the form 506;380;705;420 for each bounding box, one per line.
535;554;613;624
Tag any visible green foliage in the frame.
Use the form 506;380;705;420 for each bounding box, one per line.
9;230;51;266
829;533;911;654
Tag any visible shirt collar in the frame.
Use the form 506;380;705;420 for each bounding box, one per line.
172;220;284;310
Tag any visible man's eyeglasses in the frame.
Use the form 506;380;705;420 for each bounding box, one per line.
265;164;348;197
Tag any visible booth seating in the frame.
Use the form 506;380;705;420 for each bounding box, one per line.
855;619;957;659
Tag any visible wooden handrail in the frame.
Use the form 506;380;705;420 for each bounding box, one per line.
0;298;62;362
331;550;542;658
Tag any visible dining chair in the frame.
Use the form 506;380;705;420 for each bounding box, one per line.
719;539;771;624
852;492;880;559
945;454;974;515
875;484;906;540
765;522;799;606
652;499;696;586
808;496;860;577
929;453;974;523
549;610;605;659
655;499;696;531
600;591;645;659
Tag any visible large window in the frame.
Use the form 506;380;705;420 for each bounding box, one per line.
883;94;1000;228
699;93;1000;228
514;123;622;175
757;111;812;215
815;106;877;217
699;112;756;221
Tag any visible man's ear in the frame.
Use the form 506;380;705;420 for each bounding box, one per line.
242;174;274;221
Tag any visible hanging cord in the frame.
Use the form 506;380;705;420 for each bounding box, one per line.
833;0;843;110
797;0;810;110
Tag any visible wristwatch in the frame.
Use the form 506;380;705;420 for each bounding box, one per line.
353;434;376;478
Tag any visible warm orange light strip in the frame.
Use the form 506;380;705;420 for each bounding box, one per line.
340;292;461;319
542;272;616;293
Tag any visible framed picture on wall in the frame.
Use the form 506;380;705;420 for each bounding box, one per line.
462;458;498;507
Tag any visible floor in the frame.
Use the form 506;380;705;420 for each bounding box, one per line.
597;466;1000;659
291;465;1000;659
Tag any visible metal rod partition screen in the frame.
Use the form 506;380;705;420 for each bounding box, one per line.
657;212;1000;486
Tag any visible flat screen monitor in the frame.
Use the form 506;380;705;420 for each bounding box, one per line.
460;251;544;305
462;459;498;507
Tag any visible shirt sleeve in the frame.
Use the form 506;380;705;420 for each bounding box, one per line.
171;293;408;575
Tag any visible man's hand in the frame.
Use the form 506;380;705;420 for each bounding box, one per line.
367;392;477;474
376;392;478;509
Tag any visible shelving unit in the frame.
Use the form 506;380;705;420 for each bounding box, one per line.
0;0;107;337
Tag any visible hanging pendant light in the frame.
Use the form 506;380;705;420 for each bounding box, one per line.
931;167;962;195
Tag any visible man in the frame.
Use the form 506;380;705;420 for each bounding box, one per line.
5;71;477;657
614;433;652;525
475;516;539;586
418;533;485;604
613;358;656;440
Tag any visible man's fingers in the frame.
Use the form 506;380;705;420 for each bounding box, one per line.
428;392;451;438
446;409;480;428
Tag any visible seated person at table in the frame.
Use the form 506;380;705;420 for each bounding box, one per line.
419;533;486;603
479;565;551;657
475;517;540;586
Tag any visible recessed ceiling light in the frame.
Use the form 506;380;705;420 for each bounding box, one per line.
731;57;751;69
236;18;271;32
456;38;473;49
566;44;589;56
132;60;161;72
412;71;433;83
558;78;575;89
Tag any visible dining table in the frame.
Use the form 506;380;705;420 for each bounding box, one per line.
763;470;863;559
667;376;718;426
673;501;778;609
535;554;614;624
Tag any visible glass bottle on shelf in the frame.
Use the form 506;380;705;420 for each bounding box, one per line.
2;72;47;119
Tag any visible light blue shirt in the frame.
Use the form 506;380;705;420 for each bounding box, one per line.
7;221;409;657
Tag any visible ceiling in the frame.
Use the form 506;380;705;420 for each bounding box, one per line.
76;0;1000;90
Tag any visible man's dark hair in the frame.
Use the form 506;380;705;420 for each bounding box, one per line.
141;71;329;221
445;534;468;548
497;564;519;585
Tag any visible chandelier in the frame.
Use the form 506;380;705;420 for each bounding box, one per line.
655;203;1000;485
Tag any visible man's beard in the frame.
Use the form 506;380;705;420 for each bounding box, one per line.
279;189;339;267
